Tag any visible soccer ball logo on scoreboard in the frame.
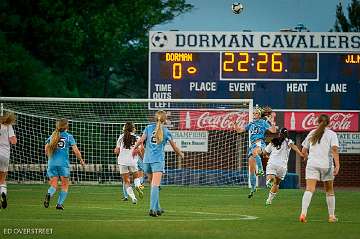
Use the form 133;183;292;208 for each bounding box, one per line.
151;32;168;47
232;2;244;14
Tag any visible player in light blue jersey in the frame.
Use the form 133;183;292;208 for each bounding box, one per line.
235;107;276;198
43;119;85;210
134;110;184;217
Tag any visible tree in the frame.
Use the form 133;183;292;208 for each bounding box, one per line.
333;0;360;32
0;0;193;97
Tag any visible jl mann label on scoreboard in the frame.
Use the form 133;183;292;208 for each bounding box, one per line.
148;31;360;111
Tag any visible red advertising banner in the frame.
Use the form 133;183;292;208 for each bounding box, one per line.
179;111;249;131
284;112;359;132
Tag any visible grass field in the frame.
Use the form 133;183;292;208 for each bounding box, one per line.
0;184;359;239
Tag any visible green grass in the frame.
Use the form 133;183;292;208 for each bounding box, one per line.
0;185;359;239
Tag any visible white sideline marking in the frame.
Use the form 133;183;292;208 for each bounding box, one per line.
1;205;258;222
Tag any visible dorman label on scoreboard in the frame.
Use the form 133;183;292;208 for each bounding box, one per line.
149;31;360;111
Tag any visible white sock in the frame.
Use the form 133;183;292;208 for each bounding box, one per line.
126;186;136;201
0;184;7;195
268;192;277;201
134;178;141;188
301;191;313;216
326;195;336;217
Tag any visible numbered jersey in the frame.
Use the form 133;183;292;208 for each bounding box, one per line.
245;119;270;143
46;131;76;167
143;123;172;163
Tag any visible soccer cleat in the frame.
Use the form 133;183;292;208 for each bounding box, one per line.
1;192;7;209
248;190;255;199
132;198;138;205
265;199;272;206
135;186;144;199
121;197;129;202
157;208;165;216
149;210;159;217
56;204;64;210
299;214;307;223
43;193;51;208
256;169;264;176
328;215;338;223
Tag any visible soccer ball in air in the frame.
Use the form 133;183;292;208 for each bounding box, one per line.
151;32;168;47
232;2;244;14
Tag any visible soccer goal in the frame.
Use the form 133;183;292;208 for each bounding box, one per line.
0;97;253;186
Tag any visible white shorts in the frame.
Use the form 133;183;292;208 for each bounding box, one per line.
266;163;287;180
0;156;9;172
305;166;334;181
119;165;138;174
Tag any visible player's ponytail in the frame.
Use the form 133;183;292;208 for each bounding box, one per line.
123;122;136;149
154;110;167;144
0;111;16;125
48;118;69;157
309;114;330;145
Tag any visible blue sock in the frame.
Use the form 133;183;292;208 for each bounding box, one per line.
47;186;56;197
150;186;159;211
156;186;161;211
57;191;68;205
255;155;263;172
250;173;257;191
122;183;128;198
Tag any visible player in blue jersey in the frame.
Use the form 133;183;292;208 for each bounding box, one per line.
134;110;184;217
235;107;277;198
43;119;85;210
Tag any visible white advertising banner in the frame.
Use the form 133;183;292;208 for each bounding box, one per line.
338;132;360;154
165;130;208;152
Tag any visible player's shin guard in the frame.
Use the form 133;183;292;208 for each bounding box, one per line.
250;173;257;191
57;191;68;205
134;178;141;188
47;186;56;197
126;186;136;201
122;183;128;198
150;186;159;210
0;184;7;195
326;194;335;217
301;191;313;216
255;155;264;174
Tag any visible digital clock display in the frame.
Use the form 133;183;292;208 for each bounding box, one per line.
221;52;317;80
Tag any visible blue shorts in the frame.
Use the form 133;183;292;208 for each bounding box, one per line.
47;166;70;178
143;161;165;174
137;159;144;171
247;140;266;157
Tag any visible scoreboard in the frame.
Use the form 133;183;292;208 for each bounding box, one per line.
149;31;360;110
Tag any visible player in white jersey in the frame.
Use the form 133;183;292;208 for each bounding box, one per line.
299;114;340;223
264;128;303;205
0;112;17;209
114;122;144;204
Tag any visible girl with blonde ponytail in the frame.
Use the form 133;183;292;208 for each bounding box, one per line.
299;114;340;223
44;118;85;210
0;112;17;208
133;110;184;217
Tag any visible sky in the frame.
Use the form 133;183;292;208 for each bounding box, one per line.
153;0;352;32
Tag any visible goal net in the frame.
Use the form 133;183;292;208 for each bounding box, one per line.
0;98;252;186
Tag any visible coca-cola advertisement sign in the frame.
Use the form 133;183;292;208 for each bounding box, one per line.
284;112;359;132
179;111;249;131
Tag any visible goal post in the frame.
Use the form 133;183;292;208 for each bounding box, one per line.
0;97;253;186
